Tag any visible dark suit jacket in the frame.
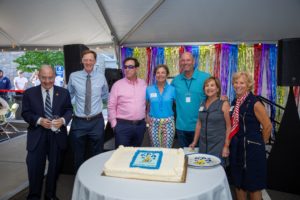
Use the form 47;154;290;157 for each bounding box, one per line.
22;85;73;151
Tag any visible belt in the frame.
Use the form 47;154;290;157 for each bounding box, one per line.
117;118;145;125
73;113;103;121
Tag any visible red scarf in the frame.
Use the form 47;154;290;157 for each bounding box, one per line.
229;92;249;139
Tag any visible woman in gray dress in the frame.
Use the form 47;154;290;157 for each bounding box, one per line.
189;77;231;163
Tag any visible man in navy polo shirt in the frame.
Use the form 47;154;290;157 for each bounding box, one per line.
0;70;12;101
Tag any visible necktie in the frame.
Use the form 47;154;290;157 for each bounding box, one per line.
45;90;53;119
84;74;91;115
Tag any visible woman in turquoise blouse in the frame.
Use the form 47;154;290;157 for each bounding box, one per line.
146;65;176;148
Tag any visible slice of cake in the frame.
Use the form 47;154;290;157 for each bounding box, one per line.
103;146;186;182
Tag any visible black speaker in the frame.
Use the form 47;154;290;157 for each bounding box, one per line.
63;44;89;83
277;38;300;86
104;68;123;91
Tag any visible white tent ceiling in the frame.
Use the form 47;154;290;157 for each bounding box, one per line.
1;0;300;50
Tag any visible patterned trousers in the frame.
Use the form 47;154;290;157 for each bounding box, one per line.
148;116;175;148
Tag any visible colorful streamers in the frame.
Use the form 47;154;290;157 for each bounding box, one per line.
121;47;133;75
238;44;254;77
220;44;230;96
199;45;215;74
133;47;147;80
164;47;180;77
254;44;262;95
268;45;277;119
146;47;152;84
120;44;297;121
267;44;277;134
213;44;221;78
227;45;238;102
191;46;200;69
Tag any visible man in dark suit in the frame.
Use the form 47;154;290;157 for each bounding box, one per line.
22;65;73;200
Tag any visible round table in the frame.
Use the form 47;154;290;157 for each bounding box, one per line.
72;151;232;200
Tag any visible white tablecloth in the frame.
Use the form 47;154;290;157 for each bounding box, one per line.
72;151;232;200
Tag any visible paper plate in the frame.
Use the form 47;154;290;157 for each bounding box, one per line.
187;153;221;168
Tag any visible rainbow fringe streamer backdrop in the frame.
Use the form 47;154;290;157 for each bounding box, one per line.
121;44;300;124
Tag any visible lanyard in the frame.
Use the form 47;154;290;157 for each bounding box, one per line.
184;79;193;92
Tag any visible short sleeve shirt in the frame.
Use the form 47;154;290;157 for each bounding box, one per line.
146;83;175;118
171;70;210;131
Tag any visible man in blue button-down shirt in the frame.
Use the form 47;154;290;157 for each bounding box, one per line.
68;50;109;172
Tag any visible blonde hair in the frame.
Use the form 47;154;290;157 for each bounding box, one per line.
232;71;253;91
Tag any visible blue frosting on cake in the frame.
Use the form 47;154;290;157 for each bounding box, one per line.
129;150;163;170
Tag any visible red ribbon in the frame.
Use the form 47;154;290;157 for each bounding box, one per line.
0;89;24;93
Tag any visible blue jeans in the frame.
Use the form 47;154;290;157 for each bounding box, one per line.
176;129;195;148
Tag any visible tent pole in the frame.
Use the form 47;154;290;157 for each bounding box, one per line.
120;0;165;45
0;28;19;48
95;0;121;67
114;41;121;69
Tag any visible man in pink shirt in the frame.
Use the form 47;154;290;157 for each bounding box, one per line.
108;57;147;148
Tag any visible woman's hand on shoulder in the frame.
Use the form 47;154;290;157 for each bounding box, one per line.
220;95;228;101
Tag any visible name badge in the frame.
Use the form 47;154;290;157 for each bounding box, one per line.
186;97;191;103
230;106;234;112
150;93;157;98
199;106;204;111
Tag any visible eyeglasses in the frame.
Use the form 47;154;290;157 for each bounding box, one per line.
124;65;136;69
40;76;55;81
82;58;95;62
